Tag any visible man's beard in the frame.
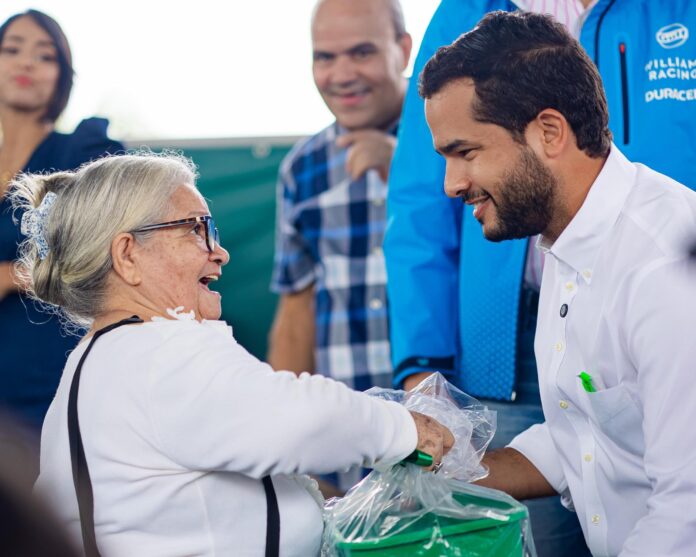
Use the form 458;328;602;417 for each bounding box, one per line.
483;147;557;242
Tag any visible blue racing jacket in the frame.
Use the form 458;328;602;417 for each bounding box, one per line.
385;0;696;398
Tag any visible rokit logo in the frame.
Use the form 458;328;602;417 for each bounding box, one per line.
656;23;689;49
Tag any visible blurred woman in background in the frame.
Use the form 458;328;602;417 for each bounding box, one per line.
0;9;122;440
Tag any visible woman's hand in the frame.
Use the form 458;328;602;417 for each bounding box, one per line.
409;411;455;470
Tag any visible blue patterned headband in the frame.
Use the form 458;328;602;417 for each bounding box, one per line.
21;192;58;260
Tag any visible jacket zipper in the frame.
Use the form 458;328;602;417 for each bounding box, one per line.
619;42;629;145
593;0;617;69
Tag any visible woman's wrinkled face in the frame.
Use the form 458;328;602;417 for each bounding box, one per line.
138;185;229;321
0;16;60;115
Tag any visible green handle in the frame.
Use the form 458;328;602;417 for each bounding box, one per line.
402;449;434;467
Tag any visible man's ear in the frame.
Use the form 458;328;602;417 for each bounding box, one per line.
526;108;570;159
111;232;142;286
398;33;413;72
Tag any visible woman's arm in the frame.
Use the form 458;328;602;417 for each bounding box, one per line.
146;325;450;478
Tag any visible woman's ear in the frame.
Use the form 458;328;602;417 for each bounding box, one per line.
111;232;141;286
526;108;570;160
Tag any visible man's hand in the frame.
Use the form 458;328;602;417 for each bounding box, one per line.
335;130;396;182
409;410;455;470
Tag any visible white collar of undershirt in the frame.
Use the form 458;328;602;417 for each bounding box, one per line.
150;307;234;336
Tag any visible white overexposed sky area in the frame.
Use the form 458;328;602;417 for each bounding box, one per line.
1;0;441;140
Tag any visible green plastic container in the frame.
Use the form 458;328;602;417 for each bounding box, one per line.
334;491;528;557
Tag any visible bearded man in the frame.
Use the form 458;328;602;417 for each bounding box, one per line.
421;11;696;557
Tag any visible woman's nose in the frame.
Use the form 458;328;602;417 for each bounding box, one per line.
211;242;230;266
16;51;36;70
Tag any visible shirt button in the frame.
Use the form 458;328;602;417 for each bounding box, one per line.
584;454;593;462
369;298;383;310
564;281;575;292
559;400;569;409
555;341;564;352
582;269;593;280
371;246;383;256
591;514;601;525
560;304;568;318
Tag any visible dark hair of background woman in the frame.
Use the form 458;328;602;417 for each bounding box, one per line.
0;9;74;122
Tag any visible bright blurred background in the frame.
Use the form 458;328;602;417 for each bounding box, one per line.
1;0;440;140
1;0;442;357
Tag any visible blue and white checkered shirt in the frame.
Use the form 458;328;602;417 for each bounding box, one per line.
271;122;394;390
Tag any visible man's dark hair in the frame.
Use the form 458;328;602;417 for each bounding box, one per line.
0;9;74;123
419;11;611;158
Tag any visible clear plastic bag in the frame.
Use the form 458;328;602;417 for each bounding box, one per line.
367;372;496;481
321;373;537;557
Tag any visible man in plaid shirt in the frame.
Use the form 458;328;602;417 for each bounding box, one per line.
269;0;411;398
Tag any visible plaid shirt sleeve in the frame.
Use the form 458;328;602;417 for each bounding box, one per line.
270;156;317;294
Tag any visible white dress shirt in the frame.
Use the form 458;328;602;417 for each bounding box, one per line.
509;146;696;557
35;318;416;557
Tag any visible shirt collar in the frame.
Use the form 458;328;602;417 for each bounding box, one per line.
540;145;636;283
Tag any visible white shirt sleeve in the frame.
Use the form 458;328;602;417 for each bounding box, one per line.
144;323;417;478
618;259;696;557
507;421;569;496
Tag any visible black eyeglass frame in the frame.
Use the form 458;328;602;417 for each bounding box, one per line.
130;215;220;253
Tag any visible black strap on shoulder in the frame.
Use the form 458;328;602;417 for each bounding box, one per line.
68;316;143;557
67;315;281;556
263;476;280;557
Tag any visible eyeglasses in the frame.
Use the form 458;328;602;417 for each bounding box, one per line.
131;215;220;253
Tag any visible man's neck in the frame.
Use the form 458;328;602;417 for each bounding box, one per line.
544;152;608;243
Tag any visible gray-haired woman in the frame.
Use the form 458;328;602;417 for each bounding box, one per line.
10;152;452;557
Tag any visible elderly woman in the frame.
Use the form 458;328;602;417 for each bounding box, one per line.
10;152;452;557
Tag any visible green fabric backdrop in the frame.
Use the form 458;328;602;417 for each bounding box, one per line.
134;139;296;359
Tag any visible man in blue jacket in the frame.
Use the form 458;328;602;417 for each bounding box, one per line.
385;0;696;555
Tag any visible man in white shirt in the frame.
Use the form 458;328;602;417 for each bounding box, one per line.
420;10;696;557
